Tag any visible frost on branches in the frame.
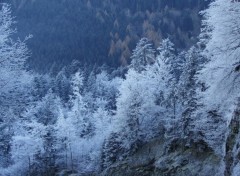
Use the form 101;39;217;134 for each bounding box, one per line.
194;0;240;155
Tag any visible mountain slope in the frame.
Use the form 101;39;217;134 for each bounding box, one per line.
9;0;209;72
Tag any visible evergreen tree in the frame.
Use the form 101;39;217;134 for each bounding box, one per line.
195;0;240;155
54;68;71;103
22;90;62;175
68;71;95;138
130;38;155;72
155;39;179;136
0;3;32;169
178;46;200;138
101;132;124;170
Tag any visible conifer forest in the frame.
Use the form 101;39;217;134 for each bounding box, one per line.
0;0;240;175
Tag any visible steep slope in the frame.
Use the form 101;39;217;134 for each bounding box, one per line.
100;0;240;175
101;138;222;176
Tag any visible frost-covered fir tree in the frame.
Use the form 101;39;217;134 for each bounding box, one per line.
101;132;124;169
10;117;45;175
130;38;155;72
177;47;201;138
114;39;174;157
54;68;71;103
155;39;180;136
68;71;95;138
195;0;240;157
0;3;33;170
31;74;52;101
21;90;62;175
55;70;118;173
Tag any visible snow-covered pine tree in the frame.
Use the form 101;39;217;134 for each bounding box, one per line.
0;3;33;170
25;90;61;175
54;68;71;103
195;0;240;156
155;39;180;137
101;132;124;170
31;74;52;101
68;71;95;138
113;39;171;158
178;46;201;138
130;37;155;72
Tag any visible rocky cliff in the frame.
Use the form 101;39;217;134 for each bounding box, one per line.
101;101;240;176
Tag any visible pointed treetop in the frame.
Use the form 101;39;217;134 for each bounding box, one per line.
130;37;155;72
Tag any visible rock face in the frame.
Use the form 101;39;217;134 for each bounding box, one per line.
7;0;209;72
101;138;222;176
101;100;240;176
224;100;240;176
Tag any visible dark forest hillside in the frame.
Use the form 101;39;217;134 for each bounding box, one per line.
9;0;209;72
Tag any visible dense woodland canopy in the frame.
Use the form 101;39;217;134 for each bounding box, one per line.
0;0;240;176
7;0;209;73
